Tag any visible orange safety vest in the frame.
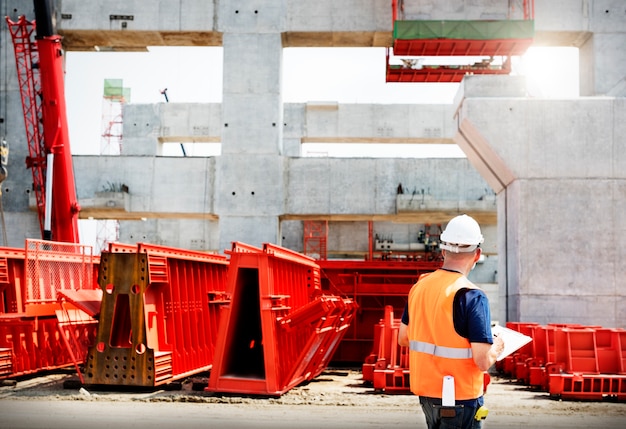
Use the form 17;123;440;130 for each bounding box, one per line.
407;269;485;400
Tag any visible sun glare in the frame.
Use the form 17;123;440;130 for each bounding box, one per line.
517;47;579;98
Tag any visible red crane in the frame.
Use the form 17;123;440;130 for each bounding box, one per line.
6;0;80;243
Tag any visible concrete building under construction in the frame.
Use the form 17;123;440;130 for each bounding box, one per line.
0;0;624;330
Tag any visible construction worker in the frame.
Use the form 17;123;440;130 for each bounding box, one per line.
398;214;504;429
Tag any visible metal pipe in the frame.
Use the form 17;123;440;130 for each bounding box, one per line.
43;152;53;240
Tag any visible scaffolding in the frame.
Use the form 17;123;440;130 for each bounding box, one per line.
96;79;130;251
100;79;129;155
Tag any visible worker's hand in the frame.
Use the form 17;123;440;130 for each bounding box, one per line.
492;334;505;357
398;322;409;347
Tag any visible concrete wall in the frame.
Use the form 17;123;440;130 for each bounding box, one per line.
72;153;493;246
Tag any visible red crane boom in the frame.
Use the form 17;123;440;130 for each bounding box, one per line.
6;0;80;243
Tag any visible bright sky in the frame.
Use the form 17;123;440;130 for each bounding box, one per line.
64;46;579;157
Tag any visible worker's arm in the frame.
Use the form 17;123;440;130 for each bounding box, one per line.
470;335;504;372
398;322;409;347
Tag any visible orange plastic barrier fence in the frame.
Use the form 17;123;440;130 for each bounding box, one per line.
84;242;230;387
207;242;357;396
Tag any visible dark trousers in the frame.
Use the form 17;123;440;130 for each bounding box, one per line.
419;396;483;429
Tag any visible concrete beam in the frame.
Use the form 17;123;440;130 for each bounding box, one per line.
46;0;604;52
124;102;458;148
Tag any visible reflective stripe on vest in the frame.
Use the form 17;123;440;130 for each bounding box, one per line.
410;340;473;359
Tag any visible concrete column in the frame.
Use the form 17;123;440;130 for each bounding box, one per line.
215;2;285;251
454;75;626;328
579;32;626;96
575;1;626;96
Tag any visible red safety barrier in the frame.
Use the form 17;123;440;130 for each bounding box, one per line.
0;240;99;380
84;242;230;387
207;242;357;396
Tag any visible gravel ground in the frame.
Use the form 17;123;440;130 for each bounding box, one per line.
0;368;625;428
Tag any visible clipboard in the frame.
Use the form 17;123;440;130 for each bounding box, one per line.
491;324;533;361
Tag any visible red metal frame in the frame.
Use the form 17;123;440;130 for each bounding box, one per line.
386;53;513;83
303;220;328;261
319;258;440;363
55;303;100;384
391;39;533;58
499;323;626;402
6;16;46;234
84;242;230;387
362;305;410;393
0;247;26;314
0;316;96;378
387;0;534;83
549;373;626;401
522;0;535;20
207;242;356;396
0;240;99;380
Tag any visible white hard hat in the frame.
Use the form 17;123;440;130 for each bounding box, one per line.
440;214;484;253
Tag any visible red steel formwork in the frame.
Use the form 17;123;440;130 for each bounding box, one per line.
549;326;626;401
497;322;539;381
362;305;410;393
500;323;626;401
83;242;230;387
0;247;26;315
0;240;99;379
318;259;440;363
526;324;558;388
207;242;357;397
0;316;94;378
498;322;574;385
